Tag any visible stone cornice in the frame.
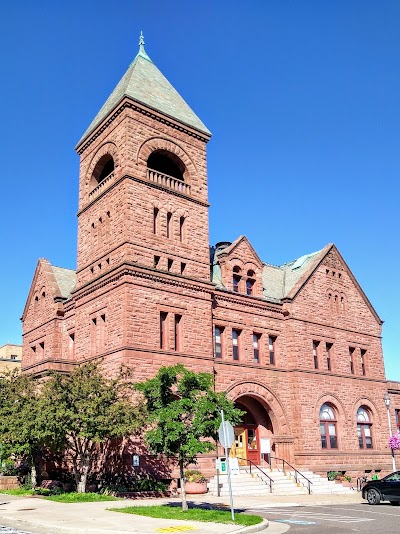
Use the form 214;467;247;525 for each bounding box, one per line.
76;99;211;155
72;263;214;302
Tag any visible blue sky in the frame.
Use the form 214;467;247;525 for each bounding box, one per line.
1;1;398;379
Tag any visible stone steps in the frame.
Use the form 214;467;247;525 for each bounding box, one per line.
207;466;354;496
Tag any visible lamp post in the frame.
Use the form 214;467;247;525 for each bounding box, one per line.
384;393;396;471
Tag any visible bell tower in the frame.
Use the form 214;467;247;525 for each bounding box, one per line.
75;34;211;288
72;34;214;372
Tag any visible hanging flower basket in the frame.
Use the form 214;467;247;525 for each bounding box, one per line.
389;432;400;450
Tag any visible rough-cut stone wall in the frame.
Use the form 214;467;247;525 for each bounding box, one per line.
21;70;399;480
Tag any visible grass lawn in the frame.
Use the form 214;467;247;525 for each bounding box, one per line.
45;492;120;503
109;505;263;526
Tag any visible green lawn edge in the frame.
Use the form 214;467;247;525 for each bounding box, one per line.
108;505;263;526
45;493;120;503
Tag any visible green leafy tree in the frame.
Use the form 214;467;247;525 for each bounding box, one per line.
0;370;64;487
136;364;243;511
43;362;145;493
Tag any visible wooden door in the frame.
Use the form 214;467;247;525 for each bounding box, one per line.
230;427;247;465
246;427;260;465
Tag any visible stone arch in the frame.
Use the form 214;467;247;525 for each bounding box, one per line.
86;142;120;188
352;397;382;425
226;380;291;435
137;137;197;182
313;393;348;425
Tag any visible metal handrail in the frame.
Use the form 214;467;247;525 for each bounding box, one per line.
236;457;274;493
269;456;313;494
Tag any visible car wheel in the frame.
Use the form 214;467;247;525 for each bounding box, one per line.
389;501;400;506
367;489;381;505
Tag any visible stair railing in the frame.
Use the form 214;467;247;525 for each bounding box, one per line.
235;457;274;493
269;456;313;494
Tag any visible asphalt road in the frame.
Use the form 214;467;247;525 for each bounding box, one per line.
249;503;400;533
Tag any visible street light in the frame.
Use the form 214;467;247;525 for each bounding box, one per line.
384;393;396;471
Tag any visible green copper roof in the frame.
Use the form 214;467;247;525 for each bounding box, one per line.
79;34;211;144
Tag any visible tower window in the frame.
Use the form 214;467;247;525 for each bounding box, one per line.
232;266;241;293
174;314;182;351
147;150;185;181
313;341;319;369
269;335;276;365
90;154;115;191
153;208;159;234
246;270;255;295
167;258;173;272
215;326;223;358
326;343;333;371
166;212;172;238
349;347;355;374
179;216;185;242
361;349;367;376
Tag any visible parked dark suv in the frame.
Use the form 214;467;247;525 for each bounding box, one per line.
362;471;400;505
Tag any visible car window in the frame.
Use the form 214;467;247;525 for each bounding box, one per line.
386;473;400;481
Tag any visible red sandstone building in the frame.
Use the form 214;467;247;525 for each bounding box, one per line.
22;37;400;478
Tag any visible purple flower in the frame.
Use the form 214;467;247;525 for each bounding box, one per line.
389;432;400;450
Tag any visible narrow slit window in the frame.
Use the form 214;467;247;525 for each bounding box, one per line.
160;312;168;349
167;258;173;272
253;333;261;364
349;347;355;374
179;216;185;242
153;208;159;234
215;326;223;358
174;314;182;351
166;212;172;238
360;349;366;376
313;341;319;369
232;330;240;361
326;343;333;371
269;335;276;365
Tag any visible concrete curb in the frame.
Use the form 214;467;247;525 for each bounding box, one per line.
229;518;269;533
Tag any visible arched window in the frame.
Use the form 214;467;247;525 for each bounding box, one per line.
246;270;255;295
147;150;185;181
90;155;115;191
319;403;338;449
232;266;241;293
357;407;373;449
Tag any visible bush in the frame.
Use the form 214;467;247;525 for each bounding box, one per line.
327;471;341;481
99;475;168;494
0;459;19;476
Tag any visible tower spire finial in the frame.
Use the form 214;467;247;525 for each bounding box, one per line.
139;31;145;52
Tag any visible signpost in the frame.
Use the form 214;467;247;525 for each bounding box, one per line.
219;410;235;521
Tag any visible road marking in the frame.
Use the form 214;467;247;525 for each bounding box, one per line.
334;506;400;516
156;527;197;532
276;519;317;525
248;508;373;523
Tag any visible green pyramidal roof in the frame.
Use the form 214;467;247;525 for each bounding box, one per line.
78;37;211;144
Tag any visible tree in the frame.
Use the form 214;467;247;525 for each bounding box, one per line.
43;362;145;493
136;364;243;511
0;370;64;487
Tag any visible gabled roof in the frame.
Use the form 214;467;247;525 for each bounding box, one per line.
21;259;76;320
78;34;211;144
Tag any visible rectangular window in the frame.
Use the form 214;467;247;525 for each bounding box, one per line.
232;329;240;361
253;333;261;364
215;326;223;358
180;262;186;274
167;258;173;272
174;314;182;351
396;409;400;432
153;208;159;234
154;255;160;268
179;216;185;242
326;342;333;371
166;212;172;238
39;341;45;358
269;335;276;365
10;354;17;360
233;275;240;292
360;349;366;376
160;312;168;349
349;347;355;374
313;341;319;369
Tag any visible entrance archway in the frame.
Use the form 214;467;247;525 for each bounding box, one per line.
230;398;274;466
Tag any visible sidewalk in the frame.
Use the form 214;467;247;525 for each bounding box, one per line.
0;492;363;534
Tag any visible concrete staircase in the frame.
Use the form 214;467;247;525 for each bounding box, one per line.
208;466;354;497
